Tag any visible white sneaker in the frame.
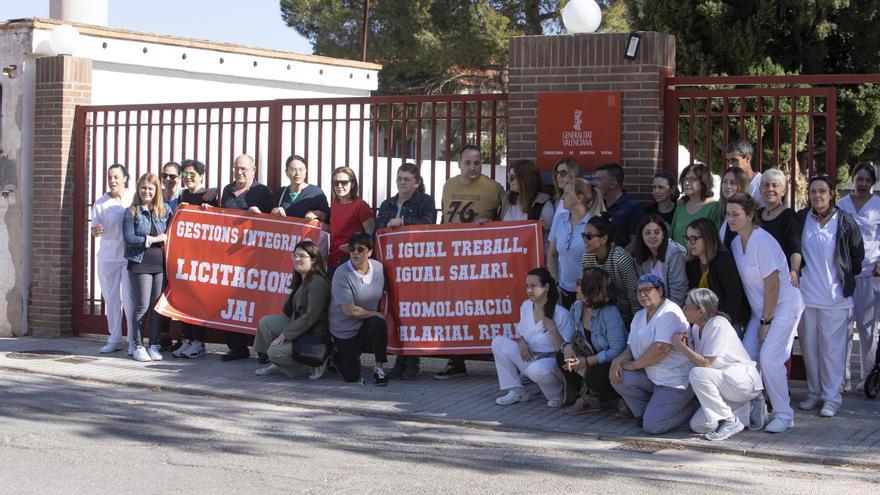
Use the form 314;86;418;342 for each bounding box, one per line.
128;343;136;356
147;345;163;361
309;357;329;380
100;341;124;354
798;398;821;410
495;390;529;406
819;402;840;418
255;363;282;376
764;416;794;433
183;341;205;358
856;380;866;392
547;399;564;408
172;339;192;358
132;345;151;362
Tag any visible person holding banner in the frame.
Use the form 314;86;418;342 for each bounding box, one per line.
548;178;603;309
91;163;135;354
492;268;574;407
580;213;641;325
501;159;555;247
123;173;172;362
171;159;219;359
329;166;374;271
271;155;330;223
330;233;390;386
219;154;273;361
609;274;698;435
377;162;437;381
435;144;504;380
253;240;331;379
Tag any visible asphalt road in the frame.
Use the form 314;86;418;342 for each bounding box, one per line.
0;372;877;494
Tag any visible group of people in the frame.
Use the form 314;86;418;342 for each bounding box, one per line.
89;140;879;443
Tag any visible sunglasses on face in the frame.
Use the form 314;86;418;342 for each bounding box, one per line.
162;173;178;180
332;180;351;187
555;169;570;177
581;232;599;241
180;171;197;179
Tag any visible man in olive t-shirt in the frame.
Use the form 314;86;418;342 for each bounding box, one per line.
434;145;504;379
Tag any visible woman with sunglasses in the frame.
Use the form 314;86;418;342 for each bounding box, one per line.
726;192;804;433
795;176;864;418
610;274;697;434
684;218;751;335
501;159;555;248
838;163;880;391
271;155;330;223
633;213;688;306
329;233;389;386
91;164;135;354
160;161;183;212
328;167;374;271
644;170;679;227
254;240;331;379
670;163;721;247
377;163;437;381
171;159;219;359
548;178;604;309
551;158;582;218
580;213;641;325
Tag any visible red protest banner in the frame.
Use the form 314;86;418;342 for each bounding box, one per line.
155;205;328;335
376;221;544;356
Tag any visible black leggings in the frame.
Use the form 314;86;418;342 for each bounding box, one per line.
334;316;388;382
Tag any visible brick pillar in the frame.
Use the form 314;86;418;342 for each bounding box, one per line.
507;32;675;198
30;55;92;337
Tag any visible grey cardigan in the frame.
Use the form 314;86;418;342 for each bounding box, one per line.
637;240;688;306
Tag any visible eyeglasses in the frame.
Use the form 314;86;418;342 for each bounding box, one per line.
332;180;351;187
180;171;197;179
636;287;656;295
350;246;369;254
161;173;179;180
293;253;311;260
682;176;697;184
555;169;570;177
685;235;703;244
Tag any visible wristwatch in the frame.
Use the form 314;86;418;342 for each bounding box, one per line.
759;317;773;325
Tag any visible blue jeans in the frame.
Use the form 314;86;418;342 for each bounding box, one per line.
128;271;164;346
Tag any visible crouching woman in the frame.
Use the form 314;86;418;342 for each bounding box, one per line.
675;289;764;441
254;240;331;379
493;268;574;408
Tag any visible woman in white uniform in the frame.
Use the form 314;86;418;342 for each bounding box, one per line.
90;164;135;354
726;192;805;433
675;289;764;441
795;176;864;417
838;163;880;391
493;268;573;408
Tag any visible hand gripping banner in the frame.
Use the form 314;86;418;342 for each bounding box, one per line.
376;221;544;356
155;205;328;334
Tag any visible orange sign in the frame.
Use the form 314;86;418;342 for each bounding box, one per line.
536;91;622;171
155;205;329;335
375;221;544;355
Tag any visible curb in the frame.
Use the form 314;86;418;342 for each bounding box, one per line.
2;364;878;471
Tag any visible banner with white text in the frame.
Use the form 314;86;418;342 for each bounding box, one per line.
376;221;543;355
155;205;328;334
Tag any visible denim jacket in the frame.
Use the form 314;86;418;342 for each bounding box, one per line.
123;204;171;263
568;301;627;364
375;190;437;228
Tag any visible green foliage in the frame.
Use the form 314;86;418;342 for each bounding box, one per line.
626;0;880;173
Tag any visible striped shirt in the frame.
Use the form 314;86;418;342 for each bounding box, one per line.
581;245;641;323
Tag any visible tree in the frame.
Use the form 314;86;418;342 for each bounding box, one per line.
626;0;880;173
280;0;629;94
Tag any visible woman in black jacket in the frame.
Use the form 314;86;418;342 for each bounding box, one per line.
684;217;751;335
794;175;864;418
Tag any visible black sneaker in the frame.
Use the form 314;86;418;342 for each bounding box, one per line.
158;335;175;352
373;367;388;386
388;358;407;379
433;362;467;380
401;361;420;380
257;352;270;364
220;349;250;362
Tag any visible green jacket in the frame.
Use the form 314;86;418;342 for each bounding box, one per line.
282;275;330;341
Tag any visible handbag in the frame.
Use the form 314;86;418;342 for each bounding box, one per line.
291;333;330;367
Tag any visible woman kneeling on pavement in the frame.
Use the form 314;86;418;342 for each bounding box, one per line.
329;233;390;386
610;274;698;434
493;268;574;407
675;289;764;441
254;240;331;379
562;267;627;415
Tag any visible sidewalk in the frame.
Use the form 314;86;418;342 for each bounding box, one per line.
1;337;878;468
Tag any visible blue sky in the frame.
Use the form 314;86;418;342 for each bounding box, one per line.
1;0;312;54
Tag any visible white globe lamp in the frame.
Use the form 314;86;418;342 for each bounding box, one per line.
50;24;82;56
562;0;603;34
